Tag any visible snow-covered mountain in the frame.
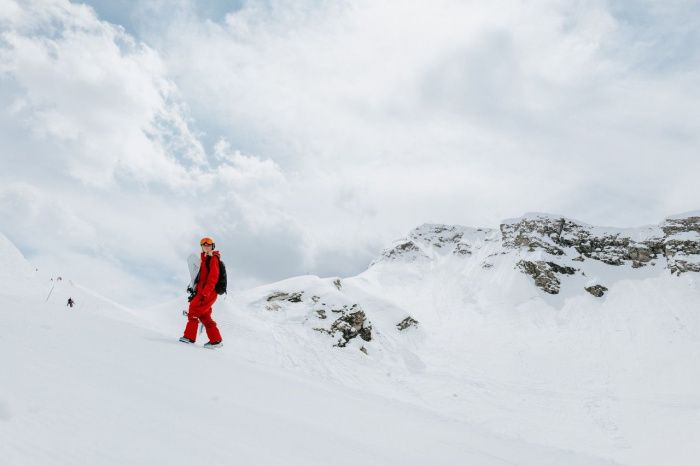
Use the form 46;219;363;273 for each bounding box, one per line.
222;211;700;358
1;212;699;466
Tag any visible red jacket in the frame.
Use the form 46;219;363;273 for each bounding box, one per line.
196;251;220;298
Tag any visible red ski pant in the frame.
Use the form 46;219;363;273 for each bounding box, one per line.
183;294;222;343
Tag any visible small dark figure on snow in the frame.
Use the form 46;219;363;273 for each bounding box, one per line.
179;237;223;348
66;297;74;308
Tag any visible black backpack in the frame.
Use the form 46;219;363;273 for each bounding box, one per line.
195;255;227;295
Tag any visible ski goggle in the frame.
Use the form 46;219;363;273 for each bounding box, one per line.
200;237;215;246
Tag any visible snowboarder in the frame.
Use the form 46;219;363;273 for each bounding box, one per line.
66;297;74;308
179;237;224;348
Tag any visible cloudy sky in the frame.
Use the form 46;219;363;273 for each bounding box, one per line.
1;0;698;306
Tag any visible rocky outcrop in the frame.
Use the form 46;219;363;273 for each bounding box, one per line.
662;215;700;236
265;291;304;311
414;225;469;253
369;213;699;298
375;240;429;264
501;217;567;256
662;215;700;275
372;224;495;265
314;304;372;347
585;285;608;297
501;213;699;290
667;258;700;275
267;291;303;302
397;316;419;331
501;215;665;268
517;260;576;294
454;243;472;256
262;288;373;350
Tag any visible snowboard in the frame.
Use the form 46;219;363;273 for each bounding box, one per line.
187;252;200;290
185;252;204;334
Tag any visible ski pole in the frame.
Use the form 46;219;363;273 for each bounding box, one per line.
45;282;56;302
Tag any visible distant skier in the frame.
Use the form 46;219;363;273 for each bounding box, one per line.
179;237;224;348
66;297;74;308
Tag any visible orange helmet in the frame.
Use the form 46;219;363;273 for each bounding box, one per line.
200;237;215;248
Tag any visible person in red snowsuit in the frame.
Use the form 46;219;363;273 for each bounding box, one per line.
180;237;223;348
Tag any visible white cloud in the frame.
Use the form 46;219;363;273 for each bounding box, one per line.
0;0;698;305
0;0;205;187
172;2;697;227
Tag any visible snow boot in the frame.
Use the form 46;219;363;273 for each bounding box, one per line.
203;340;223;349
179;336;195;344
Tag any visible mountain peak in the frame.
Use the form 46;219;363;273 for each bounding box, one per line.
371;212;700;293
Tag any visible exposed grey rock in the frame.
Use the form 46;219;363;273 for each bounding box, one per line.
668;259;700;274
501;218;567;256
585;285;608;297
315;309;327;319
266;291;304;303
372;224;495;265
376;240;427;263
573;234;632;266
367;212;699;301
502;215;667;270
662;215;700;237
662;215;700;275
314;304;372;348
417;225;462;248
517;260;575;294
397;316;419;331
266;291;287;302
333;278;342;290
454;243;472;256
334;312;372;346
265;291;305;310
315;304;372;347
547;262;575;275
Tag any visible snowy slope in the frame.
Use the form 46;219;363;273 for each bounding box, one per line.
0;232;34;283
2;212;699;466
0;232;618;466
6;290;611;466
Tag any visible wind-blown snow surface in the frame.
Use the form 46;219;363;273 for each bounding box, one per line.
2;213;699;466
